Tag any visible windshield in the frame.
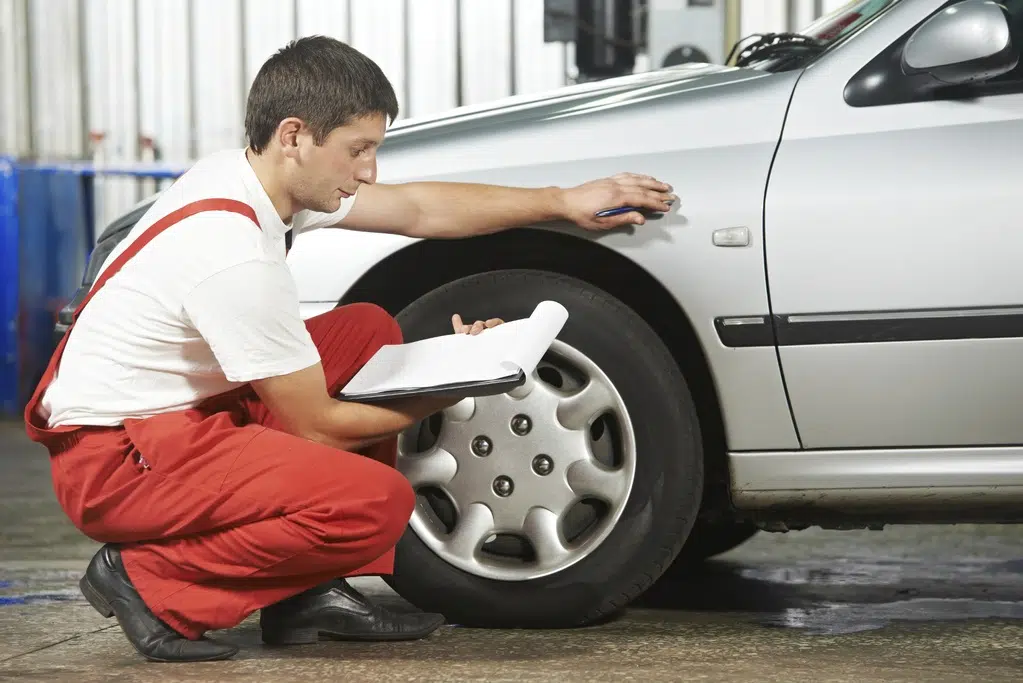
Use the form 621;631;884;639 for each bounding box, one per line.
733;0;902;70
799;0;901;45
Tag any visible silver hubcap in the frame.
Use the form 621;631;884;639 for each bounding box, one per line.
397;340;636;581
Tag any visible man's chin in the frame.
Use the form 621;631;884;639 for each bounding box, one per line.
305;197;342;214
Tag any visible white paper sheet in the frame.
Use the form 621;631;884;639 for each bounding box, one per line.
339;300;569;400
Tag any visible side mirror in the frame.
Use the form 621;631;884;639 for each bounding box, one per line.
901;0;1018;86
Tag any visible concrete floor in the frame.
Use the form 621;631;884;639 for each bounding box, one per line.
1;421;1022;682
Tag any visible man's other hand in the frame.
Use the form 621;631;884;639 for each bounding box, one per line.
452;314;504;335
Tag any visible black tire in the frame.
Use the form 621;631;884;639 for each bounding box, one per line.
384;269;704;628
667;519;759;568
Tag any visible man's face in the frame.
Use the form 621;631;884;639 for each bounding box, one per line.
288;113;386;214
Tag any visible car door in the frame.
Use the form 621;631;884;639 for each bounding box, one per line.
764;0;1023;449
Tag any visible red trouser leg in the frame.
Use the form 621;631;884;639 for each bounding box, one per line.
49;304;412;639
236;302;403;577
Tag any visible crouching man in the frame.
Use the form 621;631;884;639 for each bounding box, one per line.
24;35;676;662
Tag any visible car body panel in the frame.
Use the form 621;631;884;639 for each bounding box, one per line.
287;65;807;452
764;0;1023;448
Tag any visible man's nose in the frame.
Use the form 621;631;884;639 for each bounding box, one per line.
357;161;376;185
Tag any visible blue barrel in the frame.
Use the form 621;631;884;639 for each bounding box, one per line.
0;157;17;417
0;163;93;417
0;161;185;417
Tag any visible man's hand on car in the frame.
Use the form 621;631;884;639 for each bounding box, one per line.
561;172;677;231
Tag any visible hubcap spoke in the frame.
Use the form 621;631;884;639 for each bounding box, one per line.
441;502;495;559
398;445;458;489
556;379;615;431
566;457;630;504
522;507;572;568
443;397;476;422
507;371;537;399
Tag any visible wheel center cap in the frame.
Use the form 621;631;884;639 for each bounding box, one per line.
438;388;589;530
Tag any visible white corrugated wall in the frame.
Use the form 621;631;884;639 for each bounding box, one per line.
1;0;836;225
0;0;32;158
9;0;89;159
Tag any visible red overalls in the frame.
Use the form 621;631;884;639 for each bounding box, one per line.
23;199;415;640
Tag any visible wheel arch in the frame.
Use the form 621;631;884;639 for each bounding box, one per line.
336;228;733;515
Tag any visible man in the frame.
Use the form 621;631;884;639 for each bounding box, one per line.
24;36;675;663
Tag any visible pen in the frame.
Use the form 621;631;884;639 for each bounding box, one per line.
595;199;674;218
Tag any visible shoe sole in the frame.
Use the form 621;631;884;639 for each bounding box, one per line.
262;617;446;646
80;574;116;618
79;574;238;663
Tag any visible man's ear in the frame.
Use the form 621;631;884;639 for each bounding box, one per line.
276;117;304;159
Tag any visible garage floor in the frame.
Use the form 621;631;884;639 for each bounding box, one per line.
2;420;1022;682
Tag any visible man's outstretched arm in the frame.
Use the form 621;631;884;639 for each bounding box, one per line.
335;174;677;238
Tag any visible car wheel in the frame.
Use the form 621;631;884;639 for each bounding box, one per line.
384;269;704;628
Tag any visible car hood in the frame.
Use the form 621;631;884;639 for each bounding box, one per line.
381;63;769;152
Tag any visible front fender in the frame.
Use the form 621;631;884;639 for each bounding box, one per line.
288;229;421;319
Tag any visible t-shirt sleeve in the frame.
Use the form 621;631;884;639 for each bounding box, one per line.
181;260;322;383
293;191;359;234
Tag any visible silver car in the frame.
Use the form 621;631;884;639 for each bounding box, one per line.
63;0;1023;630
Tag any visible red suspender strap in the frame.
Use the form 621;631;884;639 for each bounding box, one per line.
75;199;260;318
24;198;261;441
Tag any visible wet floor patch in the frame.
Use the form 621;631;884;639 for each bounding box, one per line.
736;556;1023;587
638;553;1023;637
0;589;82;606
757;598;1023;635
0;569;85;608
737;558;1023;634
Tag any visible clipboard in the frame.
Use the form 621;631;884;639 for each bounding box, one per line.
335;301;568;404
336;370;527;404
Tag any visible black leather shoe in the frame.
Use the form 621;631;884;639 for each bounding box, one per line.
80;545;238;662
260;579;446;645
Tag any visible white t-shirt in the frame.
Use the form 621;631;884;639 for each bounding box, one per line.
39;148;357;428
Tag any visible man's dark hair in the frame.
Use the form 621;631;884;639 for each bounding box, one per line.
245;36;399;153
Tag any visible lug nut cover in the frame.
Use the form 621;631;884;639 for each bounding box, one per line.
471;436;492;456
510;414;532;435
532;454;554;476
493;476;514;497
